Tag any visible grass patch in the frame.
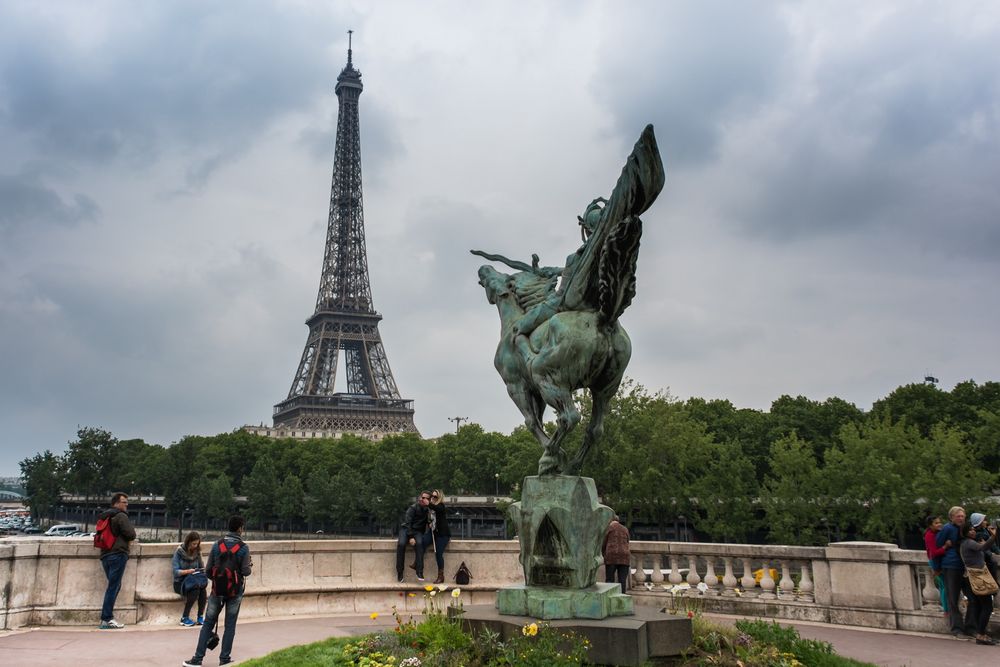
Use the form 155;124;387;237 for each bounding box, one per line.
239;635;355;666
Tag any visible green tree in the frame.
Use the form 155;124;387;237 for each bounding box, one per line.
162;436;201;520
19;451;64;520
243;456;281;528
304;469;334;529
191;474;235;528
276;475;306;530
64;427;117;529
689;440;760;542
329;467;365;531
769;395;864;462
869;383;952;436
761;434;827;545
686;397;771;480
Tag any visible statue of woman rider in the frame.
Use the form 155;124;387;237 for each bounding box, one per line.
471;196;607;361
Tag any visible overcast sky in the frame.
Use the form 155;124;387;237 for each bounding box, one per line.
2;1;998;476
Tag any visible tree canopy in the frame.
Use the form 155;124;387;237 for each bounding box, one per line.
20;379;1000;545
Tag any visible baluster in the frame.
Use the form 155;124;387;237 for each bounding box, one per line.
797;561;814;602
920;567;939;609
629;553;641;588
703;558;719;596
667;555;683;587
686;555;702;595
740;557;757;598
650;553;665;585
759;560;777;599
778;560;794;599
721;557;738;596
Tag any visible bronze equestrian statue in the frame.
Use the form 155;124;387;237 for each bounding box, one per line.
473;124;665;476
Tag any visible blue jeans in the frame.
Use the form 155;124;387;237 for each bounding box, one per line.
194;593;243;662
396;528;429;578
426;534;450;572
100;552;128;622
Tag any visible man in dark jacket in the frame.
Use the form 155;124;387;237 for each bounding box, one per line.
183;515;252;667
395;491;431;582
98;492;136;629
937;505;974;636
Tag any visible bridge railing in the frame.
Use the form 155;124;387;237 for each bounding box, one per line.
0;537;971;634
628;540;956;633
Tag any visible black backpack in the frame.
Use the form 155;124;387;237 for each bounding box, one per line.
455;561;473;586
210;539;244;598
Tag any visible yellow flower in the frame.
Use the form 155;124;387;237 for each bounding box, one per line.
424;584;435;592
520;622;539;636
370;612;379;620
451;588;461;598
407;593;416;597
437;583;449;591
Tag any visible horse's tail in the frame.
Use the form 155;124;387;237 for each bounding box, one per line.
597;215;642;325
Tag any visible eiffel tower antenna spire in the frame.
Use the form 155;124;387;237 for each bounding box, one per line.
268;36;418;438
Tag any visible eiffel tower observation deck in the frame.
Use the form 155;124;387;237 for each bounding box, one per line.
257;34;417;441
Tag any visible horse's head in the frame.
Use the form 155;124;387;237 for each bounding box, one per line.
478;265;511;305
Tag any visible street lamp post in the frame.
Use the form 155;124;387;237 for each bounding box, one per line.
494;472;500;497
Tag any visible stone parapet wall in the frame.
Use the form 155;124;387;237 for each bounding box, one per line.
0;538;521;629
0;538;976;634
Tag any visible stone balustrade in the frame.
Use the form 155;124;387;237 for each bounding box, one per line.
0;537;966;634
627;540;957;633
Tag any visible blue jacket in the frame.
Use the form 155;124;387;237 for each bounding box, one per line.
171;545;204;583
206;533;252;596
936;523;963;570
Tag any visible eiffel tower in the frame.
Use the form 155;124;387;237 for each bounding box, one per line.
270;33;417;438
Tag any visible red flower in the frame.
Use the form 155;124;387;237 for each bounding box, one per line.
687;611;694;618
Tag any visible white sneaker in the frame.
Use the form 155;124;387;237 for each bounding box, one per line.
99;619;125;629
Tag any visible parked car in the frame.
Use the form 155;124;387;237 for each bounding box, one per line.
22;526;41;534
44;524;80;536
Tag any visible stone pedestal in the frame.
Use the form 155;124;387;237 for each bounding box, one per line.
455;603;692;666
497;582;633;620
500;475;634;620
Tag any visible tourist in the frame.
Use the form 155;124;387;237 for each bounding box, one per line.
172;531;207;626
959;519;998;645
971;512;1000;584
426;489;451;584
937;505;974;637
922;515;950;612
602;514;631;594
183;515;252;667
396;491;431;583
97;492;136;629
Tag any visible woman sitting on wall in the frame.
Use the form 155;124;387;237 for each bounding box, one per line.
427;489;452;584
172;531;207;626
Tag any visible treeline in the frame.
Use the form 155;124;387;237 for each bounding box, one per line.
19;379;1000;546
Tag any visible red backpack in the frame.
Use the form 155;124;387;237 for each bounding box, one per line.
211;540;244;598
93;511;119;551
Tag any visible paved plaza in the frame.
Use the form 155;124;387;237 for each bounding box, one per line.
0;612;995;667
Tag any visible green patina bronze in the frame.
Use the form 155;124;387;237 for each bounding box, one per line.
474;126;665;620
497;475;634;619
473;124;665;477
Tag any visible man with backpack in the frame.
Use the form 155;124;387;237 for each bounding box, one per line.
183;515;252;667
96;492;136;629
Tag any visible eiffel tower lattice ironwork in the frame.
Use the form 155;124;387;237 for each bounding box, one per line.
272;34;417;437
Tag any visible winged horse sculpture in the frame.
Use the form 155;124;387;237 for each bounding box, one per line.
473;125;665;475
